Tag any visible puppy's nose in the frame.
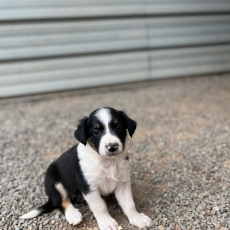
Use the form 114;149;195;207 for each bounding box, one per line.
107;142;118;153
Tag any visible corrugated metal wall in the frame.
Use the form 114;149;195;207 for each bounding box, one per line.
1;1;230;97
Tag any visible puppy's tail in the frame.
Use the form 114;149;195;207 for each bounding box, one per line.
20;199;54;219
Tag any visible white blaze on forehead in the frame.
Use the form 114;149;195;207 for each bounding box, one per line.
95;108;112;133
95;108;123;156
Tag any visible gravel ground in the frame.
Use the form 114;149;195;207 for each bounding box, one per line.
1;74;230;230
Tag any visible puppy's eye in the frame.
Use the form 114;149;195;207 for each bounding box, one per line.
93;129;100;136
116;124;122;131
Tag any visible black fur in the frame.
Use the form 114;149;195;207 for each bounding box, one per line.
54;144;90;196
74;117;88;145
85;119;104;153
36;199;54;215
118;111;136;138
110;108;136;138
40;144;90;214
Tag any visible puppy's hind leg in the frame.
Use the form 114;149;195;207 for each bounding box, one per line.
55;183;82;225
62;197;83;225
45;164;82;225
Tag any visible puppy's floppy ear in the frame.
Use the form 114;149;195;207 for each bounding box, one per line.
120;111;137;137
74;117;88;146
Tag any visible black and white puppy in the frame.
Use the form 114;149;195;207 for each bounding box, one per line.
20;107;151;229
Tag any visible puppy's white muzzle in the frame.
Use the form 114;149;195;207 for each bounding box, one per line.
99;134;123;156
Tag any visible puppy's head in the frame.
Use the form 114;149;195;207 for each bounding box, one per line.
74;107;136;157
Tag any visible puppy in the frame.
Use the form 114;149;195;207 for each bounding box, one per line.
20;107;151;229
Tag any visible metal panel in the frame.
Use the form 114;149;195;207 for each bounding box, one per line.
145;0;230;14
147;16;230;48
0;71;149;97
0;19;146;61
0;62;148;86
151;63;230;79
0;52;149;97
2;16;230;61
1;1;230;20
150;45;230;79
0;0;142;7
0;1;230;98
0;2;145;20
0;52;147;75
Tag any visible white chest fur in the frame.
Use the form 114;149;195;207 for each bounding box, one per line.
77;144;130;196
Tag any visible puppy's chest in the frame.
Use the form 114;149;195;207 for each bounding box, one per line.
85;159;130;195
98;165;126;195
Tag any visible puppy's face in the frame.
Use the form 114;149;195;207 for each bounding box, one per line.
75;107;136;157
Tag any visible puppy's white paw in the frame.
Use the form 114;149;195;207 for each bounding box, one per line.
65;205;82;225
97;215;118;230
129;212;151;229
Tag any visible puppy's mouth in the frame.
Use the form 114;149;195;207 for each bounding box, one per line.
102;152;122;159
105;150;121;157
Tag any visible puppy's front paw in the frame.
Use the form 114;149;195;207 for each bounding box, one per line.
97;215;118;230
65;205;82;225
129;212;151;229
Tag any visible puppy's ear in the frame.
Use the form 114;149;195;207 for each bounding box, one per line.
74;117;88;146
120;111;137;137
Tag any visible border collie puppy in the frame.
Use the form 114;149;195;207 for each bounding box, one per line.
20;107;151;229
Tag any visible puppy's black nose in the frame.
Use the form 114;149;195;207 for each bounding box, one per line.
107;143;118;153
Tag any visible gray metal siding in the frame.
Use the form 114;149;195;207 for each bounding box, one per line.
1;1;230;20
0;52;149;96
150;45;230;79
0;1;230;97
0;19;147;61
